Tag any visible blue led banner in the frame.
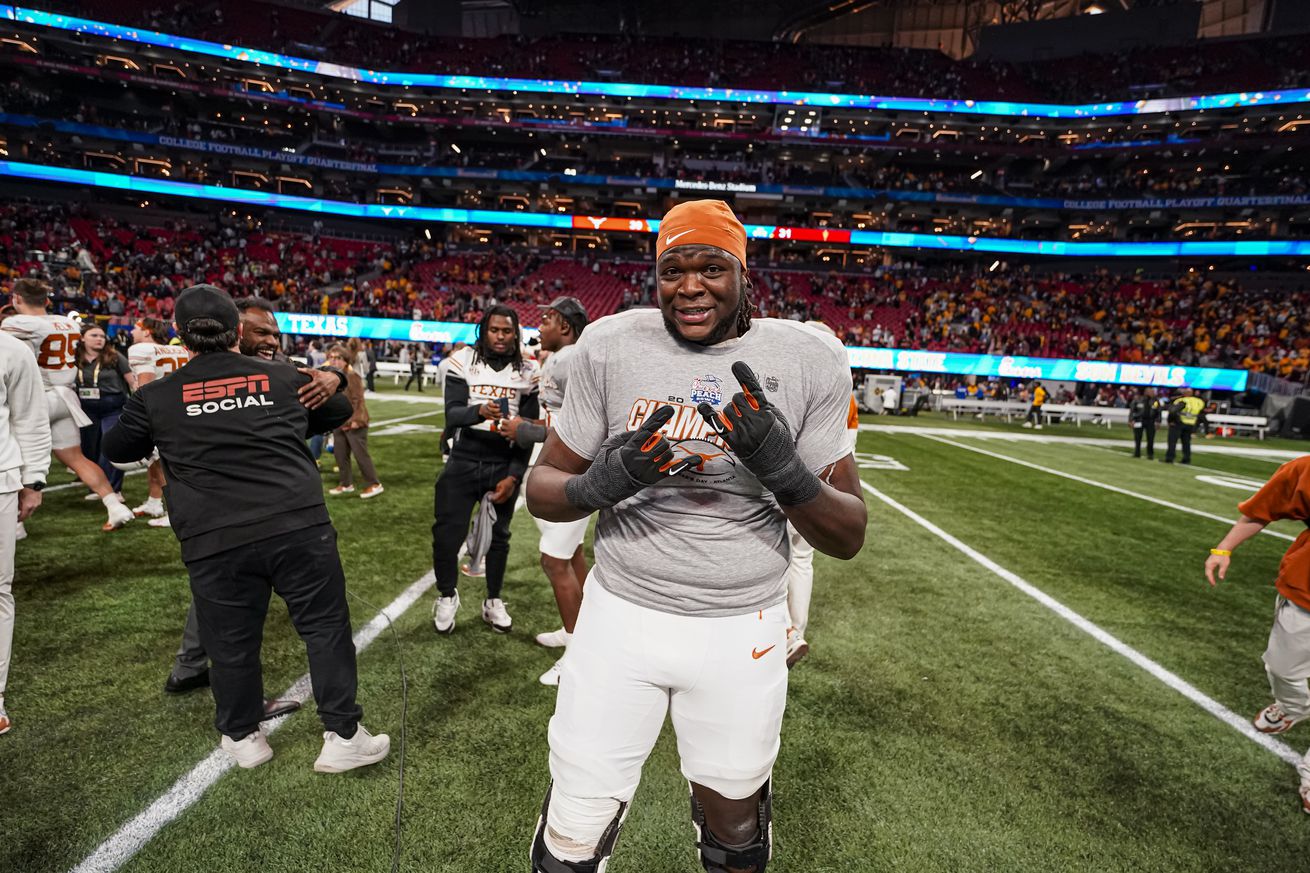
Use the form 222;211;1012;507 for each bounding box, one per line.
6;160;1310;258
7;5;1310;119
846;348;1248;391
274;313;1247;390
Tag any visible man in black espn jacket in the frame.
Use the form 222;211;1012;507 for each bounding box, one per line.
104;284;390;773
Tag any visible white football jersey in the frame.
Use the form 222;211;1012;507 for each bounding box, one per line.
2;313;82;390
128;342;190;381
445;345;538;434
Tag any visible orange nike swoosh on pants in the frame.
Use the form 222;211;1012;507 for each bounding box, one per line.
751;645;775;660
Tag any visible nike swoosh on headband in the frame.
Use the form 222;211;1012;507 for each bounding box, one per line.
661;228;697;246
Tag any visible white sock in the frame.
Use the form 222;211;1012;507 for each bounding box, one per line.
101;494;124;510
561;630;573;645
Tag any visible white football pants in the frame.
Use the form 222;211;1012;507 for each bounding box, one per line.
783;522;814;637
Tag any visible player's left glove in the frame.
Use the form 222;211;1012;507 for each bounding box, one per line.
697;361;821;506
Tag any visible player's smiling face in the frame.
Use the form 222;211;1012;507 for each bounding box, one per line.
240;309;281;360
657;245;744;346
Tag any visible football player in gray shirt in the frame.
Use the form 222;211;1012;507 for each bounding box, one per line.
499;296;592;686
526;200;867;873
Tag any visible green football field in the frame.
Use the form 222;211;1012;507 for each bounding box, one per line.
6;387;1310;873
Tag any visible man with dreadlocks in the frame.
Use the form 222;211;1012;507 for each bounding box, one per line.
432;304;539;635
526;199;866;873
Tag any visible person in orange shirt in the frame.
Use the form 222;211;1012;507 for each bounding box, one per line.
1206;456;1310;813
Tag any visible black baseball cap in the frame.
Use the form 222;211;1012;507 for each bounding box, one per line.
175;284;239;332
539;296;588;335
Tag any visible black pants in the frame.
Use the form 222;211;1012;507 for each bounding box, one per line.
404;368;425;391
1133;424;1156;458
185;523;361;740
432;453;519;599
1165;424;1195;463
1026;404;1042;425
79;393;128;491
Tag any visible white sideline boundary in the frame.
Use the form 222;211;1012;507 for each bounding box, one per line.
921;433;1298;543
69;571;437;873
858;480;1303;768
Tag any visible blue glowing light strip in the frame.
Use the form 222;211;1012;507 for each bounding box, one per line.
274;313;1247;390
7;5;1310;119
6;160;1310;258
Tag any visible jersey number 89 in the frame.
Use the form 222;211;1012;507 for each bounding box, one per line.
38;332;79;370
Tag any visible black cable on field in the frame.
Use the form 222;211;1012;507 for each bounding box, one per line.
345;587;409;873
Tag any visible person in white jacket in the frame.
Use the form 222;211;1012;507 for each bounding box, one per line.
0;329;53;735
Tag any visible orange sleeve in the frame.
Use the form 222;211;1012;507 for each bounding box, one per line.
846;395;859;430
1238;458;1310;524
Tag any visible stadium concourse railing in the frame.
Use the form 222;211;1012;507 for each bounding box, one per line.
939;398;1269;438
8;4;1310;120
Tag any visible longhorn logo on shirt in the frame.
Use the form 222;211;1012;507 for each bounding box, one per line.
182;375;274;416
627;398;737;483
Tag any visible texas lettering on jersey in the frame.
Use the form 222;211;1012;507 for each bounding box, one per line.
182;375;274;416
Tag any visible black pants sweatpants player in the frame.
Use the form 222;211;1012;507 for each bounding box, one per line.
186;523;362;740
1133;423;1156;458
1165;423;1195;463
432;453;519;600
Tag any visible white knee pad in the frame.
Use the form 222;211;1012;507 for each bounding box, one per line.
532;783;629;871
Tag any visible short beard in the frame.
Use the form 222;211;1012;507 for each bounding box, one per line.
661;311;737;346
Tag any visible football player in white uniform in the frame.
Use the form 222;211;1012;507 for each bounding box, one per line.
2;280;133;531
431;306;539;635
525;201;866;873
499;297;590;686
127;317;188;527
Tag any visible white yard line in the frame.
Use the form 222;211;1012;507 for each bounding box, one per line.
858;480;1302;768
69;571;437;873
921;433;1297;543
367;409;444;428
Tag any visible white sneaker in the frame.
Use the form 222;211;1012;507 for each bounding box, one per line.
1021;421;1033;429
785;626;810;668
482;598;512;633
14;522;26;542
1034;424;1044;430
328;485;355;496
102;497;135;532
538;660;562;686
84;491;102;501
535;627;571;648
313;724;390;773
359;483;385;499
148;514;172;529
133;498;166;518
433;591;460;634
1254;702;1301;734
221;730;274;769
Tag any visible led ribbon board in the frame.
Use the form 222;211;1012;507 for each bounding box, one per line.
275;314;1246;390
847;348;1248;391
5;160;1310;258
6;5;1310;119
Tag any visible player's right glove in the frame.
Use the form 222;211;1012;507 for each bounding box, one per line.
565;405;694;512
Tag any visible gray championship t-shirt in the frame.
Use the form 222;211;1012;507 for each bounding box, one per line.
556;310;852;616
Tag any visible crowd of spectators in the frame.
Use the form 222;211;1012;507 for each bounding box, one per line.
36;0;1310;104
1;201;1306;382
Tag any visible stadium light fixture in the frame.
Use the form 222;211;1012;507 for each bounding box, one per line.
970;170;983;180
1084;3;1106;13
450;144;461;154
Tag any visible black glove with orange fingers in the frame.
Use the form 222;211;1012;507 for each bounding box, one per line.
697;361;822;506
565;405;695;512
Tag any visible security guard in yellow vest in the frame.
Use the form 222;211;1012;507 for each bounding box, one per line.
1165;387;1206;464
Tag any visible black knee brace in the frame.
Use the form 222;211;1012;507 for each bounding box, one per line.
690;781;773;872
530;783;628;873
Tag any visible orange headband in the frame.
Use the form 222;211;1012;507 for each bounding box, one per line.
656;199;747;269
